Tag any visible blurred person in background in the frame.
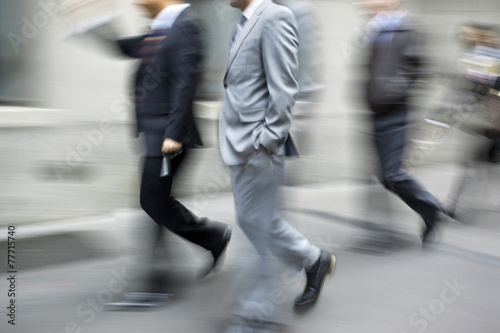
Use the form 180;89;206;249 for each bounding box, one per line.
431;23;486;123
219;0;335;331
67;0;232;306
357;0;444;244
430;22;499;124
442;24;500;221
412;22;486;221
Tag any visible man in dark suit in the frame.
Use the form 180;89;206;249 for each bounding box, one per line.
359;0;443;243
111;0;231;301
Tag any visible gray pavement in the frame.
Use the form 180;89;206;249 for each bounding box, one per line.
1;162;500;333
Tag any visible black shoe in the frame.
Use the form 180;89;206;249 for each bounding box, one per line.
295;251;336;308
198;225;232;279
212;225;232;272
422;212;442;245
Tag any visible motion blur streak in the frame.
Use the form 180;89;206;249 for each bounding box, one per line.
0;0;498;332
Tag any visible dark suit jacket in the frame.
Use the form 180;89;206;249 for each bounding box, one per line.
116;9;203;157
365;21;421;114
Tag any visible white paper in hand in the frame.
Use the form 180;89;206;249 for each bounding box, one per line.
59;0;119;39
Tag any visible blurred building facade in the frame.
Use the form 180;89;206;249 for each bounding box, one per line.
1;0;500;225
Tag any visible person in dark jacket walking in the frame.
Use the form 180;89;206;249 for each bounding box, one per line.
68;0;232;305
359;0;443;243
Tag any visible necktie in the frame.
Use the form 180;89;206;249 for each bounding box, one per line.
230;14;247;50
137;29;168;64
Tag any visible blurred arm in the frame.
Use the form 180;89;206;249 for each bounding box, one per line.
68;15;145;58
115;36;145;58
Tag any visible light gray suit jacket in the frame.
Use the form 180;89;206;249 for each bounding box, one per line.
219;0;299;166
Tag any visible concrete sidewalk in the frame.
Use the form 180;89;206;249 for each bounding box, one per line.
4;161;500;272
2;174;500;333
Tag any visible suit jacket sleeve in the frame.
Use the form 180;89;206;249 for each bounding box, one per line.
258;10;299;153
163;20;201;143
116;36;145;58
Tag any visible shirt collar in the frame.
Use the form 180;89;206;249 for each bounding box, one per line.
364;10;407;42
366;10;407;32
150;3;191;30
243;0;265;20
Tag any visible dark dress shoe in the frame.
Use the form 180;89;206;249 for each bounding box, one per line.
198;225;232;279
295;251;336;308
422;224;435;244
422;211;443;245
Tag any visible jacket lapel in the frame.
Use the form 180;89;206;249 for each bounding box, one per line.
224;0;271;79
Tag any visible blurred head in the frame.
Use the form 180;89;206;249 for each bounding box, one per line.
461;23;500;48
459;24;480;48
134;0;182;18
355;0;402;17
479;27;500;47
229;0;252;12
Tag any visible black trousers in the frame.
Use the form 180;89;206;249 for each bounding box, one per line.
140;152;225;252
372;104;443;228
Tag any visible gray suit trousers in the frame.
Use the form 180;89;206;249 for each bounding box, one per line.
229;147;320;322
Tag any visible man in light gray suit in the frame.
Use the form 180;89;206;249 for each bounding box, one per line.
220;0;335;330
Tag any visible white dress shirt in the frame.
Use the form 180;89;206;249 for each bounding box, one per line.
150;3;191;30
243;0;265;20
